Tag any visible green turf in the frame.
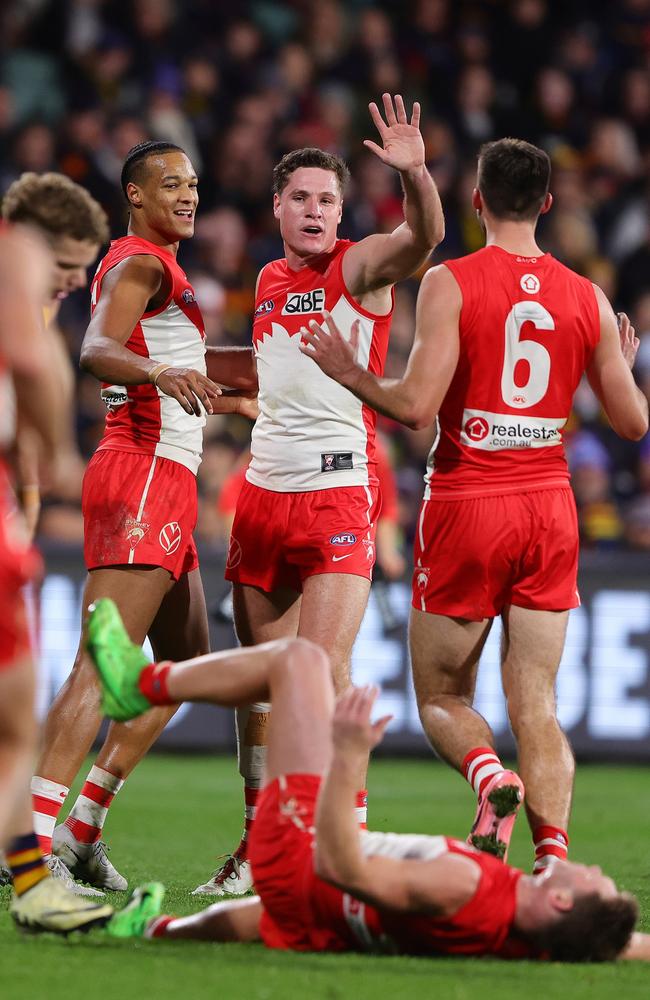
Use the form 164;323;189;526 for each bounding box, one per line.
2;756;649;1000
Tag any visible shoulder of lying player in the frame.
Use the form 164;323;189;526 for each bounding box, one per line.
340;850;481;916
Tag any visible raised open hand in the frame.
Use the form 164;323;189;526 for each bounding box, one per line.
332;685;393;756
364;93;425;173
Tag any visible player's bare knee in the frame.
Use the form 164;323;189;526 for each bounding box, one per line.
506;695;558;736
270;637;330;684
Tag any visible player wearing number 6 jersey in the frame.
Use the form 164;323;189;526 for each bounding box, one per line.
300;138;649;873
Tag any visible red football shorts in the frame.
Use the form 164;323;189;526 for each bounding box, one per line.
250;774;346;952
225;481;380;592
83;449;199;580
412;486;580;620
0;494;41;668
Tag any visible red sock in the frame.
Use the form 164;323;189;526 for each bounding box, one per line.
138;662;173;705
234;784;260;861
461;747;505;799
533;825;569;873
145;915;175;939
356;790;368;829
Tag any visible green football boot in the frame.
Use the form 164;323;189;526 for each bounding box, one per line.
86;598;152;721
107;883;165;938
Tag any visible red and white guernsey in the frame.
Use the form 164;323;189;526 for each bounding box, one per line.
293;830;529;958
90;236;206;474
426;246;600;497
248;240;393;492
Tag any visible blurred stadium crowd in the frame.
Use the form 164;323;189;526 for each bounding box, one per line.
1;0;649;555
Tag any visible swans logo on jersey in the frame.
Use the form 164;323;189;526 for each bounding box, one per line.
282;288;326;315
520;273;540;294
464;416;490;441
255;298;274;315
330;532;357;546
159;521;182;555
461;408;564;450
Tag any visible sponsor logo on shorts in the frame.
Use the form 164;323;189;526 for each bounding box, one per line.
282;288;325;315
415;566;430;591
332;553;354;562
330;532;356;546
226;535;242;569
255;298;274;315
159;521;182;555
182;289;195;304
520;273;540;294
461;408;565;451
125;516;149;550
363;538;375;563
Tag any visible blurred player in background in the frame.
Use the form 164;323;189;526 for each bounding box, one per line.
1;172;110;541
0;224;113;933
87;598;648;963
202;94;444;897
29;141;257;896
300;137;649;874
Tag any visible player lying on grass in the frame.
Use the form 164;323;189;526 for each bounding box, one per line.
84;599;650;961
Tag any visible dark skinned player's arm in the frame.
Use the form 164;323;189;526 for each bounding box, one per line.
80;255;221;416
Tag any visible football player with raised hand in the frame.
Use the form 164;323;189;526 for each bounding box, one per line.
199;94;444;896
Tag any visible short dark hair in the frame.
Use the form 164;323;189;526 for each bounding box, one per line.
2;172;109;245
536;891;638;962
272;148;350;196
120;141;185;199
477;138;551;221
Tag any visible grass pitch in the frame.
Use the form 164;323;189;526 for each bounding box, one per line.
2;755;649;1000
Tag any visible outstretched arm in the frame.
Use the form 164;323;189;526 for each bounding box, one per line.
205;345;257;391
586;288;648;441
343;94;444;296
300;264;461;429
314;686;479;915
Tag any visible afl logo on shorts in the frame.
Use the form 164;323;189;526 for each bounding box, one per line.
330;532;356;546
226;535;242;569
464;416;490;441
520;273;540;294
159;522;182;555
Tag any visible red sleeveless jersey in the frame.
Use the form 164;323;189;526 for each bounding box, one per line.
248;239;393;492
90;236;206;474
313;836;531;958
426;246;600;497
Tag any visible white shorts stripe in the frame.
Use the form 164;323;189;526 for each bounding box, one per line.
129;456;158;564
417;499;428;551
